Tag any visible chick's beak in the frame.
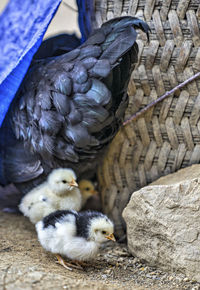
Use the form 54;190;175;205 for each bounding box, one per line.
105;233;116;242
69;179;78;187
92;190;98;195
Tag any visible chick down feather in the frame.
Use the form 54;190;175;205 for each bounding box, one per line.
19;168;82;223
36;210;115;261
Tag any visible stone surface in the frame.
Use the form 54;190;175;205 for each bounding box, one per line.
150;164;200;186
123;164;200;282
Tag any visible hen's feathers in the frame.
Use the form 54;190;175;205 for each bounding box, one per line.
0;16;149;194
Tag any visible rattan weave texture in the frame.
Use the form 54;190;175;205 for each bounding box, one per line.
94;0;200;236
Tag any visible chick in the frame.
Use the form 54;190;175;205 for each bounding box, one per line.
78;179;98;207
79;179;102;211
19;168;82;224
36;210;115;270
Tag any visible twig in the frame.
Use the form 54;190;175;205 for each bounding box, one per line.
123;71;200;126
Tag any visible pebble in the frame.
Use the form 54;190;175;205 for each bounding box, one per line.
104;269;112;274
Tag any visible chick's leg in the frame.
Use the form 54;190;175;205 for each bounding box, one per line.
55;254;83;270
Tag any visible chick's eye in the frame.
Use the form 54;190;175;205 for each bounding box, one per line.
102;231;107;235
62;180;67;184
85;187;90;191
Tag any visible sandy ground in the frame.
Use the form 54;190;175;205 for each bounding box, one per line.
0;212;143;290
1;212;200;290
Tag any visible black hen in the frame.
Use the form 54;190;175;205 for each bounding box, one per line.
0;16;149;211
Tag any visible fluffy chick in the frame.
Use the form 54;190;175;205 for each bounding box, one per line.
19;168;82;224
79;179;102;211
78;179;98;207
36;210;115;269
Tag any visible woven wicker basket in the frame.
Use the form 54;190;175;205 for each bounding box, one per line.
93;0;200;237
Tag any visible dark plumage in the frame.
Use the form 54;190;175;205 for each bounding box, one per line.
0;16;149;211
76;211;107;239
42;209;106;239
42;210;75;229
33;33;81;60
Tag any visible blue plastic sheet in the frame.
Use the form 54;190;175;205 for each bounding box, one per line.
0;0;62;126
0;0;94;127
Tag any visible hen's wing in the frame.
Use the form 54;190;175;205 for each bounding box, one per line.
1;16;149;188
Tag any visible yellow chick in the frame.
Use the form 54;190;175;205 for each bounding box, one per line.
78;179;101;211
19;168;82;224
78;179;98;207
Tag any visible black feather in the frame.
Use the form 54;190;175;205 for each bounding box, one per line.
36;91;52;110
53;73;72;95
81;57;97;69
54;141;78;162
63;123;99;147
83;31;105;46
3;143;44;183
39;111;62;134
60;48;80;62
86;79;111;105
42;210;77;229
89;59;111;78
78;45;101;59
101;28;137;64
72;64;88;84
52;91;70;115
37;134;55;157
67;101;83;125
76;211;106;239
0;16;150;210
42;209;107;240
73;79;92;94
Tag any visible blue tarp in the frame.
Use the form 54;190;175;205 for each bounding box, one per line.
0;0;62;126
0;0;94;127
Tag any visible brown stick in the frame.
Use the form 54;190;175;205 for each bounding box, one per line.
123;71;200;126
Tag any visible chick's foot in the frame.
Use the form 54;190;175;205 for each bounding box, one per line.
55;254;83;271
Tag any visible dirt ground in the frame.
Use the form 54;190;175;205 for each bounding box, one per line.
1;212;200;290
1;2;200;289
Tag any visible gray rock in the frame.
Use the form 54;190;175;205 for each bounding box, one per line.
123;164;200;282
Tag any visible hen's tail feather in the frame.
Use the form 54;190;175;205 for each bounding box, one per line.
101;16;150;37
84;16;149;66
